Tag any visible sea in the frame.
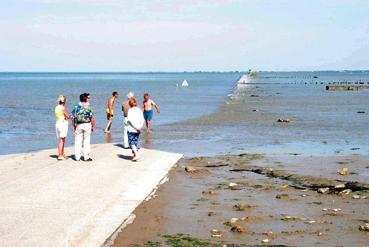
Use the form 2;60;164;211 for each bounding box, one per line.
0;71;369;157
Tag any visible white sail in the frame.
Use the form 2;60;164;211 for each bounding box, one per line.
182;79;189;87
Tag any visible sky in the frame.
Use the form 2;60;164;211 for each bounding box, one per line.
0;0;368;72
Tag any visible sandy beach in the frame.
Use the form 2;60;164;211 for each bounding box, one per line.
112;153;369;246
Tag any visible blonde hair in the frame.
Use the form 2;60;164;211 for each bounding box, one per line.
58;95;66;105
128;97;137;107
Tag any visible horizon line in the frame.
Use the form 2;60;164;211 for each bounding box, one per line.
0;69;369;73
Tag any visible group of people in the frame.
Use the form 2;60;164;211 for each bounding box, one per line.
54;92;160;162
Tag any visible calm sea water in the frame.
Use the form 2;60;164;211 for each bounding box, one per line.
0;72;239;154
1;71;369;156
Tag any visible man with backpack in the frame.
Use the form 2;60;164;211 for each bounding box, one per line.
71;93;95;162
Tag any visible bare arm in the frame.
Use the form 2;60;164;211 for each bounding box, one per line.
152;100;160;114
72;118;76;131
62;107;70;120
155;104;160;114
91;117;95;132
131;123;141;133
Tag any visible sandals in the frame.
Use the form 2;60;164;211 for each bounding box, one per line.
57;155;69;161
57;156;66;161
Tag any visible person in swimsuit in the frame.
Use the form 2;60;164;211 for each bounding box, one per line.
104;91;119;133
143;93;160;132
55;95;70;160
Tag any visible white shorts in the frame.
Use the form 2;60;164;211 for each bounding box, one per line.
56;120;68;138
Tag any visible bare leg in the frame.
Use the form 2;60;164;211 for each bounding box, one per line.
131;145;138;160
58;138;64;157
60;138;68;159
104;120;112;133
146;120;151;132
61;138;65;156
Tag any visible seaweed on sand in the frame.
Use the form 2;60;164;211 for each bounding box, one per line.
163;234;220;247
135;234;289;247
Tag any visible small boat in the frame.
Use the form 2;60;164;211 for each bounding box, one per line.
237;74;250;84
182;79;189;87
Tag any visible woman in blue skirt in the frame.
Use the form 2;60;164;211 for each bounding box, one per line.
126;98;145;161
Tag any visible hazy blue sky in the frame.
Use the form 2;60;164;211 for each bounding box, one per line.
0;0;368;71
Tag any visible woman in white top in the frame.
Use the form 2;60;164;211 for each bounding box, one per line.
55;95;70;160
127;97;145;161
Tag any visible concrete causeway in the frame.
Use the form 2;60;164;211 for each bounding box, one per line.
0;144;182;246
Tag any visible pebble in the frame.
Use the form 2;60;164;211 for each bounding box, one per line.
334;184;346;189
230;218;239;224
359;223;369;231
317;231;327;236
262;239;270;243
305;220;316;224
230;225;245;233
202;190;219;196
224;218;240;227
352;194;367;199
322;208;341;212
208;211;215;216
184;166;209;174
318;188;330;194
338;189;352;196
337;167;349;176
233;204;253;211
262;231;274;237
228;182;238;188
281;215;306;221
276;194;289;200
277;118;291;123
281;184;289;189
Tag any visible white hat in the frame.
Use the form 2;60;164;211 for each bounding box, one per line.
127;92;134;99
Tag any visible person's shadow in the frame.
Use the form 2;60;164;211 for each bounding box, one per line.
114;143;131;149
114;144;125;148
117;154;132;160
49;154;74;160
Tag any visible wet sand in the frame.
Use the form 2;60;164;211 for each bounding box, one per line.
113;154;369;246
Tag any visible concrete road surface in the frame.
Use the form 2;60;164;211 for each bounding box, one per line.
0;143;182;247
